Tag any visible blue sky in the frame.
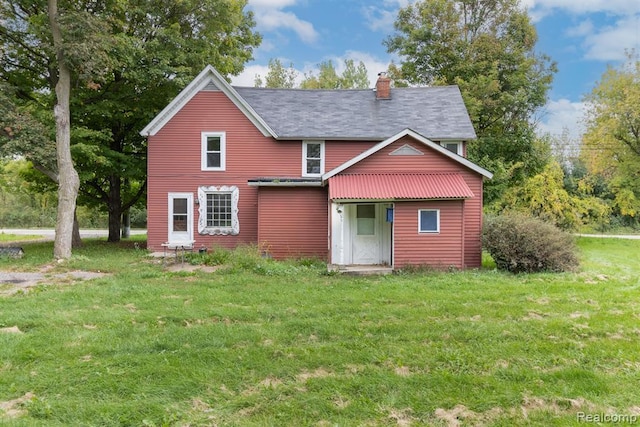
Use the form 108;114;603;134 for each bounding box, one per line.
231;0;640;141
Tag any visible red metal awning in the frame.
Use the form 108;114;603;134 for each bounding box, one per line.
328;173;475;200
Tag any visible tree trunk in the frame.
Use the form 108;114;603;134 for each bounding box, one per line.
72;210;82;248
107;173;121;242
48;0;80;260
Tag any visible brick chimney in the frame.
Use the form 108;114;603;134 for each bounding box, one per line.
375;72;391;100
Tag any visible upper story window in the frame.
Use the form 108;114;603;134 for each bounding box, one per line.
201;132;226;171
302;141;325;177
440;141;462;156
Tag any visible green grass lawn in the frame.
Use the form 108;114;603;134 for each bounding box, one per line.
0;233;42;243
1;237;639;426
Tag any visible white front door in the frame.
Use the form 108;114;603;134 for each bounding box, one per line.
168;193;193;243
352;204;380;264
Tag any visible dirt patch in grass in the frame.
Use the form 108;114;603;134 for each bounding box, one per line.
0;271;108;296
164;263;222;273
434;396;601;426
0;392;35;419
296;368;334;382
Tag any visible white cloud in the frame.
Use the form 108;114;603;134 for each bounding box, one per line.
362;7;396;32
565;19;594;38
249;0;297;7
581;16;640;61
231;64;272;87
258;10;319;44
362;0;417;33
526;0;640;18
247;0;319;45
536;98;587;140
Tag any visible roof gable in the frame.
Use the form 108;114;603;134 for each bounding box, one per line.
323;129;493;180
140;65;276;137
142;65;477;141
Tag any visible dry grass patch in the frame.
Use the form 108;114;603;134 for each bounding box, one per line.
296;367;333;383
0;392;35;419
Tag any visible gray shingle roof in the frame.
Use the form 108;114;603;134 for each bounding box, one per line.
233;85;476;141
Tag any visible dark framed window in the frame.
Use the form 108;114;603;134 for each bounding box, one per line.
206;192;232;228
201;132;226;170
419;209;440;233
303;141;324;176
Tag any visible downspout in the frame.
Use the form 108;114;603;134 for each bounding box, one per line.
461;200;466;269
327;193;332;263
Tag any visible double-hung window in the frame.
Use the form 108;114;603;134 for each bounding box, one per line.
418;209;440;233
440;141;462;156
201;132;226;171
197;185;239;235
302;141;324;176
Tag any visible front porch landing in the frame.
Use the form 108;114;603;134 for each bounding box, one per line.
328;264;393;276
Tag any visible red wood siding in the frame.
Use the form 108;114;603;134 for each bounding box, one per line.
257;186;328;259
148;90;270;251
148;90;485;267
147;90;370;252
325;140;373;171
394;201;464;268
334;136;484;268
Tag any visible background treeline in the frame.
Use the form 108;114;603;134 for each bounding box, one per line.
0;159;146;229
2;0;638;236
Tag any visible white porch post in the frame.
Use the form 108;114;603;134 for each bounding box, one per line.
330;202;346;265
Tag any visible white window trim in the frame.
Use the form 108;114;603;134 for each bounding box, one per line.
201;131;226;171
197;185;239;235
440;141;462;156
418;209;440;233
302;140;325;177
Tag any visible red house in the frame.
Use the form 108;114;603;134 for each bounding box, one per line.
141;66;492;269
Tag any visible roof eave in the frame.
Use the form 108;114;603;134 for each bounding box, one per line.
274;134;476;142
332;197;471;203
247;177;324;187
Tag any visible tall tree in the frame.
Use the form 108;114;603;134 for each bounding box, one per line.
385;0;556;202
254;58;297;88
300;59;369;89
583;56;640;219
1;0;261;242
47;0;79;258
339;59;370;89
255;59;370;89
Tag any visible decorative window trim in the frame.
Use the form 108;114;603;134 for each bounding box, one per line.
418;209;440;233
201;131;226;171
197;185;239;235
302;140;325;177
440;141;462;156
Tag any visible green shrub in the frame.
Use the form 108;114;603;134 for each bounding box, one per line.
185;246;231;266
483;213;579;273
